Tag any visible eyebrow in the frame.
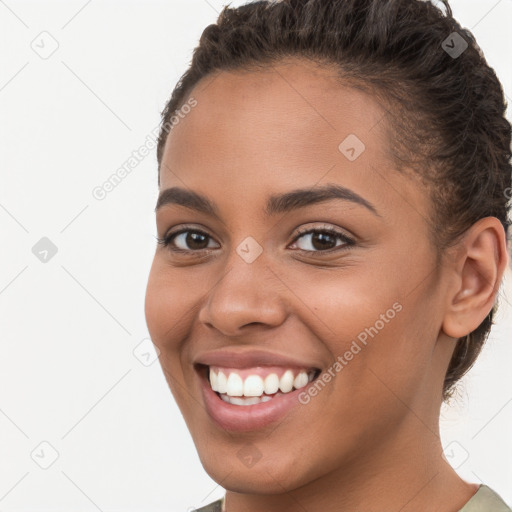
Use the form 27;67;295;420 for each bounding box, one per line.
155;184;380;218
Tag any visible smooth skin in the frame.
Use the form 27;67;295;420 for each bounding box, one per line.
144;58;509;512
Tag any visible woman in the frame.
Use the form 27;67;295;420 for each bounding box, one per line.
144;0;512;510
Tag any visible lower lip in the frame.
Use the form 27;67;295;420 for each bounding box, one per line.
198;368;315;432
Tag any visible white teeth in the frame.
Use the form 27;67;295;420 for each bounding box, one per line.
226;373;244;397
243;375;264;397
209;368;218;392
294;371;309;389
217;371;227;394
220;392;282;406
228;396;260;406
264;373;280;394
279;370;294;393
208;366;317;403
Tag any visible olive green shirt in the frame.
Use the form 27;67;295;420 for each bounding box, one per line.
194;484;511;511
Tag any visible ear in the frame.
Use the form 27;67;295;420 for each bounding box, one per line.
442;217;509;339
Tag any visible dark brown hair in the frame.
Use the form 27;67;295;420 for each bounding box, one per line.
156;0;512;402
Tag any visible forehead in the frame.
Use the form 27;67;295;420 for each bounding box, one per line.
170;58;388;156
160;58;429;223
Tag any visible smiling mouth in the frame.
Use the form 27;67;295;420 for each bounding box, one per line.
197;364;322;406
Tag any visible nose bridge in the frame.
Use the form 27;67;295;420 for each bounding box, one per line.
198;239;287;335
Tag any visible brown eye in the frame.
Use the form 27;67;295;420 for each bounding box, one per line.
290;227;355;253
157;229;220;252
177;231;210;250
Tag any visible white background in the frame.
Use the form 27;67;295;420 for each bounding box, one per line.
0;0;511;510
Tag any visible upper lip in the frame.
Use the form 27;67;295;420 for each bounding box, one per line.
193;348;322;370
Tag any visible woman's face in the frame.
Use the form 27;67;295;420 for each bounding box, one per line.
145;59;455;493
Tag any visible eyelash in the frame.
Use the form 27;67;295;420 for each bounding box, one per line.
156;224;355;255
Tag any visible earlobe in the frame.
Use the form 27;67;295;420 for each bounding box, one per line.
441;217;509;339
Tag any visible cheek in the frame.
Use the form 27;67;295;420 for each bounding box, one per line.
292;268;402;346
144;265;172;348
144;261;202;413
290;268;431;399
144;258;198;350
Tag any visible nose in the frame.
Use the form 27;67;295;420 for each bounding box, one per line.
198;256;288;337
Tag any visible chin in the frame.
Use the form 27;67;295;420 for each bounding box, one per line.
207;466;302;495
197;443;316;494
